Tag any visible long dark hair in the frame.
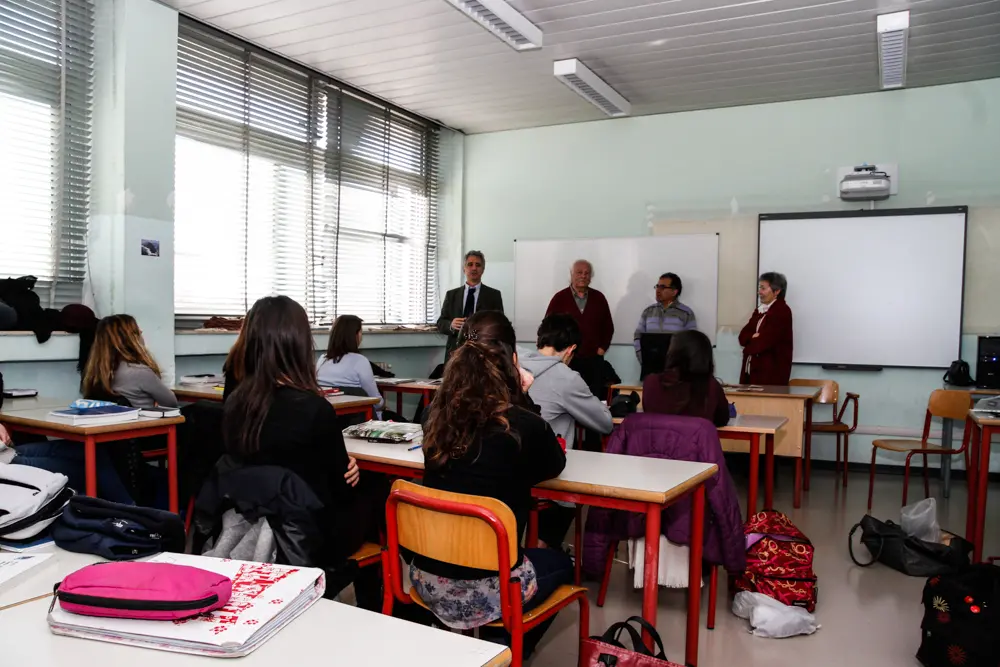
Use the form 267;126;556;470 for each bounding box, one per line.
222;307;257;384
325;315;362;363
659;330;715;415
423;310;525;470
82;314;160;399
223;296;320;456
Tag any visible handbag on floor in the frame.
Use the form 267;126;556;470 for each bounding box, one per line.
579;616;683;667
849;514;971;577
917;563;1000;667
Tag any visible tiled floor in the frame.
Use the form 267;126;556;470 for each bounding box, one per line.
528;468;999;667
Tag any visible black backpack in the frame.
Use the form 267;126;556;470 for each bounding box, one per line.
917;564;1000;667
943;360;974;387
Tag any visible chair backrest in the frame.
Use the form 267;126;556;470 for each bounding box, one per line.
387;479;518;572
927;389;972;421
789;378;838;404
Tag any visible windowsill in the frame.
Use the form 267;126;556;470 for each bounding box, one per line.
0;331;80;363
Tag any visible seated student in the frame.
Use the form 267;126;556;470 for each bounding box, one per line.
316;315;386;418
411;310;570;657
82;314;178;409
222;295;384;609
642;329;731;427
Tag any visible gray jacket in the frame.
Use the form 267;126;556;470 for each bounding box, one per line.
518;347;613;449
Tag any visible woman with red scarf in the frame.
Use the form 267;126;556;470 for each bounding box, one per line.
739;272;793;385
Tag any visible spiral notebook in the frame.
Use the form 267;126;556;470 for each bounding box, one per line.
47;553;325;657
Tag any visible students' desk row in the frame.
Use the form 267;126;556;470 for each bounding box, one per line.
172;384;382;420
0;401;183;513
967;411;1000;563
0;547;511;667
610;414;788;520
344;437;717;667
611;383;819;507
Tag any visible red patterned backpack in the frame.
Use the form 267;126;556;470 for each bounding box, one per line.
733;509;818;612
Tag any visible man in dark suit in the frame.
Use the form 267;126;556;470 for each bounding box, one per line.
436;250;504;362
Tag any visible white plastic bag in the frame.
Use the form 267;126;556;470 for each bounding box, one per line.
901;497;940;543
732;591;820;638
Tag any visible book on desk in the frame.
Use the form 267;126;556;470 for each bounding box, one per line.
48;405;140;426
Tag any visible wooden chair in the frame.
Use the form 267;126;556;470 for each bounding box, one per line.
381;480;589;667
789;379;859;488
867;389;972;512
349;541;383;568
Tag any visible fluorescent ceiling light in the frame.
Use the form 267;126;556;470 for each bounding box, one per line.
553;59;631;118
876;10;909;89
443;0;543;52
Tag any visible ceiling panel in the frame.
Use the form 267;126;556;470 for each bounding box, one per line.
162;0;1000;133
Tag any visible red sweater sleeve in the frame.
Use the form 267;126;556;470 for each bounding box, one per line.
596;291;614;352
743;303;792;355
545;291;562;318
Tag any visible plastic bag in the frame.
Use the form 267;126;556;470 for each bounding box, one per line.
901;497;940;543
732;591;820;638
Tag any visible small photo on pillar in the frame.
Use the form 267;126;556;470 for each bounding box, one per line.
141;239;160;257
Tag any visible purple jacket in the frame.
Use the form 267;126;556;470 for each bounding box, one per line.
582;413;747;576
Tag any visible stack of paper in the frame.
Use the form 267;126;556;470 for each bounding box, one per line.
343;421;423;443
0;552;53;587
47;553;325;657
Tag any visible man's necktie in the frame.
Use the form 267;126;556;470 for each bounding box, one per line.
463;286;476;318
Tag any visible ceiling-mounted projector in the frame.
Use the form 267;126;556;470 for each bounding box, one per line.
839;164;891;201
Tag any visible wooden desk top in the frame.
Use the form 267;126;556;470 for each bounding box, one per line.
612;414;787;434
173;383;225;400
344;438;717;505
723;384;820;399
0;396;77;413
376;380;440;392
327;394;381;410
718;414;788;434
970;410;1000;427
0;407;184;435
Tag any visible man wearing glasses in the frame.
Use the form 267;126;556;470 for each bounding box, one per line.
633;273;698;361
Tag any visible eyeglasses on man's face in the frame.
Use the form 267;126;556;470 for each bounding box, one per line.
654;284;675;290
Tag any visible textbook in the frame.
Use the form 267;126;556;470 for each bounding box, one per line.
2;388;38;398
179;374;225;386
47;553;325;657
48;405;140;426
138;407;182;418
343;421;423;443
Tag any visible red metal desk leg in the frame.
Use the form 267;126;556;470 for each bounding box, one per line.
967;425;980;545
365;406;374;421
686;484;706;667
396;391;402;415
793;459;802;508
747;433;760;519
804;399;814;492
641;502;662;651
974;424;994;563
764;433;775;510
167;426;179;513
84;436;97;498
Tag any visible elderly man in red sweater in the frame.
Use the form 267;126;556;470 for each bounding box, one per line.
545;260;614;397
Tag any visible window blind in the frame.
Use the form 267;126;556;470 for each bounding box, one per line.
174;20;439;326
0;0;94;308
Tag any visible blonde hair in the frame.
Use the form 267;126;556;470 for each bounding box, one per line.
82;314;160;398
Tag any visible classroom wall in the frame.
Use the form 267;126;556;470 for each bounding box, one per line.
464;78;1000;470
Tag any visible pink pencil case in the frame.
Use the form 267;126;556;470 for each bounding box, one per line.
54;562;232;621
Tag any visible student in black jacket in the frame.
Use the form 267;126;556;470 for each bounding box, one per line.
221;295;384;609
413;310;570;658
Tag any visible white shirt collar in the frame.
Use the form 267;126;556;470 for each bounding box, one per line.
758;300;774;315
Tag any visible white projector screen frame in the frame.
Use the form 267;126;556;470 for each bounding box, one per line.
513;234;719;346
757;207;967;368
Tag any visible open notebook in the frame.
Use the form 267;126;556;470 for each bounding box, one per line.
47;553;325;657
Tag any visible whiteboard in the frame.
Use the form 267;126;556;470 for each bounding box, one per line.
758;208;966;368
513;235;719;346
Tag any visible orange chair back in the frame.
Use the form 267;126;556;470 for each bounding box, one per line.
790;378;838;404
389;479;519;571
927;389;972;422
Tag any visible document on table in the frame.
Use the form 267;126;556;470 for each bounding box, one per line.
0;553;53;587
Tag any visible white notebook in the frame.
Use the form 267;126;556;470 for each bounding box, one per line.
47;553;325;657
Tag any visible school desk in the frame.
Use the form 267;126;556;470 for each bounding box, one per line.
343;438;717;667
967;410;1000;562
0;406;183;512
610;414;787;520
0;548;511;667
173;384;381;420
375;379;439;414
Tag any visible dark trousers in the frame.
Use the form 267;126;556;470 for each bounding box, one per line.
481;547;573;658
12;440;134;505
537;504;576;549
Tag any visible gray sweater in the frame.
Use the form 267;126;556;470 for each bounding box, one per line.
518;347;613;449
111;362;178;409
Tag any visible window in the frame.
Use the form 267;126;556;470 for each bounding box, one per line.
174;20;439;326
0;0;94;307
